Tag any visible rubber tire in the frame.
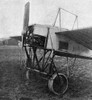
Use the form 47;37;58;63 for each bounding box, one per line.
26;70;31;80
48;73;68;95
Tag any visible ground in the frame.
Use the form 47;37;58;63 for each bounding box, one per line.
0;46;92;100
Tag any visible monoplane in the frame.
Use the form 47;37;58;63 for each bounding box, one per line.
11;2;92;95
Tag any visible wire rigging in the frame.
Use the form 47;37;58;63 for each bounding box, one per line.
53;7;78;30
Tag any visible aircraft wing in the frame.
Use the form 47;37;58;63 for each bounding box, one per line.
56;27;92;50
54;50;92;60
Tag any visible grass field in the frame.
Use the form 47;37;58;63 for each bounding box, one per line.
0;46;92;100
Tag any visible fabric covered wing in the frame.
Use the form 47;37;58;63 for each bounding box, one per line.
56;27;92;50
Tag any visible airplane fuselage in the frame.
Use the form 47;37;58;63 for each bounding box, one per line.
27;24;92;57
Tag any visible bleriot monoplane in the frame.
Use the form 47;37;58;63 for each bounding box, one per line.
11;2;92;95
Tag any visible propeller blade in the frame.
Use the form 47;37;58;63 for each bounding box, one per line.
22;2;30;47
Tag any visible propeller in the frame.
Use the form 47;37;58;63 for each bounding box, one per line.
22;2;30;47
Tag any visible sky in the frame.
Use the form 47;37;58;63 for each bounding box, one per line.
0;0;92;38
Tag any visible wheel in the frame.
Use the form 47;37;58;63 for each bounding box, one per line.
48;73;68;95
26;70;31;80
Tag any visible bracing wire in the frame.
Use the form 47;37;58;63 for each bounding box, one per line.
66;57;69;77
53;8;60;27
53;7;78;30
77;17;79;29
72;16;78;30
66;57;77;77
60;7;77;16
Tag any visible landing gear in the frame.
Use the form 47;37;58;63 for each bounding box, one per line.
26;68;68;95
26;69;31;80
48;73;68;95
24;31;68;95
